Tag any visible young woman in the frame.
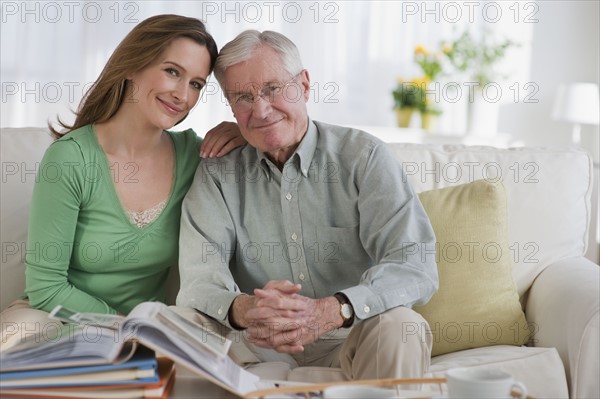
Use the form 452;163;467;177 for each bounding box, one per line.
1;15;243;348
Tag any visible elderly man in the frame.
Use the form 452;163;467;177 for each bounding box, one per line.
177;30;438;382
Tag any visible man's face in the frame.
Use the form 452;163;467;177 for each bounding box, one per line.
222;46;310;162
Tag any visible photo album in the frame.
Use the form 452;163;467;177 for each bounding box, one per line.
0;302;265;398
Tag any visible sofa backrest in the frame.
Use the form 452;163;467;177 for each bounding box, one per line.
1;128;54;310
388;143;593;296
0;128;593;309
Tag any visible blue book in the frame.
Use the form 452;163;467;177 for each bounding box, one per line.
0;347;158;388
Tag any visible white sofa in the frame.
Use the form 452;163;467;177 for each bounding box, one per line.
1;127;599;398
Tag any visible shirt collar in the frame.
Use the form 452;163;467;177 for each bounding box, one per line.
256;118;318;179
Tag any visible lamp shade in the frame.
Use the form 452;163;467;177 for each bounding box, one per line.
553;83;600;125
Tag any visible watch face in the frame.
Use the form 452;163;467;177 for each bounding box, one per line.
341;303;353;319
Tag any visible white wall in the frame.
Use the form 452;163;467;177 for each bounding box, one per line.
498;0;599;157
495;1;599;263
0;1;536;135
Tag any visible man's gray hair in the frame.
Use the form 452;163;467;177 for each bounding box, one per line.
214;30;304;87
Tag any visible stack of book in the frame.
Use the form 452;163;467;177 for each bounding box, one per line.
0;345;175;399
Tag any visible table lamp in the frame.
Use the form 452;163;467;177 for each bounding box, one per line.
552;83;600;144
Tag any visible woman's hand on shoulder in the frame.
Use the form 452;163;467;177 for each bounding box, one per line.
200;121;247;158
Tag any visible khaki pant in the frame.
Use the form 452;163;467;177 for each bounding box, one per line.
0;299;57;352
171;306;432;385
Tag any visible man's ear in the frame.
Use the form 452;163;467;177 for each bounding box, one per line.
300;69;311;102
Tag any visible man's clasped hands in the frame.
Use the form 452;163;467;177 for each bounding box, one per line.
230;280;342;353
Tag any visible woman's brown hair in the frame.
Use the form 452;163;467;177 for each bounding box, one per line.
50;14;218;138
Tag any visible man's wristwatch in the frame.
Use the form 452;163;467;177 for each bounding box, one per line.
334;293;354;328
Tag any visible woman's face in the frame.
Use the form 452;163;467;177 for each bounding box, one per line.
127;37;212;131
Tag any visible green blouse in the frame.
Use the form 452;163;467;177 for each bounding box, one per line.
25;125;202;314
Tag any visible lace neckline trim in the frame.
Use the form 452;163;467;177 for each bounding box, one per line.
126;199;167;228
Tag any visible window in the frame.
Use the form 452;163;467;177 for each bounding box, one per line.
0;1;533;135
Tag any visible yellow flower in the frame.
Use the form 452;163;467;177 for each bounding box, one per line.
414;44;427;56
411;76;430;87
442;43;453;55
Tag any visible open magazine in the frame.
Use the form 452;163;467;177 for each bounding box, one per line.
0;302;264;398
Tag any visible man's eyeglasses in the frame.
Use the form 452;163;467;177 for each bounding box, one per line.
227;71;303;113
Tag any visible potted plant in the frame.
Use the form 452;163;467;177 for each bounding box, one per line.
392;76;426;128
392;33;515;133
419;100;442;131
392;45;445;129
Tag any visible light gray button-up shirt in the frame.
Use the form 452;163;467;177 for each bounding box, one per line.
177;119;438;328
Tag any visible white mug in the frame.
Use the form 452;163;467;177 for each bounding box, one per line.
323;384;397;399
446;368;527;398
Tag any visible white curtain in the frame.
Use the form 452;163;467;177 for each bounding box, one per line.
1;1;533;135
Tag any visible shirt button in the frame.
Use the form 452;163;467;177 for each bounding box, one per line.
299;273;305;281
285;193;292;201
217;307;223;315
291;233;298;241
363;305;370;314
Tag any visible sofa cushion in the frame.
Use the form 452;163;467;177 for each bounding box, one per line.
388;144;593;297
414;180;529;356
285;346;568;398
428;345;569;398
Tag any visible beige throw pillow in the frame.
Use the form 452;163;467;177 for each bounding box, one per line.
414;180;530;357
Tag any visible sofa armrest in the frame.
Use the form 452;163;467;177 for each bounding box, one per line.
526;257;599;399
